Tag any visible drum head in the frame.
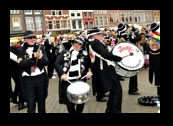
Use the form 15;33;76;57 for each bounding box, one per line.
67;81;90;95
148;37;160;52
112;42;144;71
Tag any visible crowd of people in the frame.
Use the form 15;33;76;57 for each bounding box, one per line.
10;22;160;113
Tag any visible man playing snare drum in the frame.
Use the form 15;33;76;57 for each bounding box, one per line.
54;37;92;113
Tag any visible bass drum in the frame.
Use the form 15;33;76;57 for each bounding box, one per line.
111;42;145;78
67;81;92;104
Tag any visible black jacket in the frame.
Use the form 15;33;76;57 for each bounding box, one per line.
91;39;122;93
16;42;49;75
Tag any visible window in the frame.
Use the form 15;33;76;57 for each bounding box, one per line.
122;13;124;22
12;17;21;31
35;17;42;31
52;10;56;15
142;13;145;22
134;14;138;22
100;17;103;25
11;10;19;14
90;21;93;28
85;22;89;29
103;10;107;14
138;13;141;22
63;20;67;28
95;17;99;26
58;10;62;15
149;14;152;21
78;20;82;29
104;17;107;25
25;17;34;31
84;12;87;18
24;10;32;14
77;13;80;16
94;10;97;14
89;12;92;18
114;12;119;22
146;14;149;22
98;10;102;14
56;20;60;29
126;13;128;22
34;10;41;14
129;13;132;22
72;20;76;29
109;13;114;22
48;21;53;29
71;13;75;17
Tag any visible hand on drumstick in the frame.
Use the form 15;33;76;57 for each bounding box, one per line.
86;71;93;79
122;52;134;58
61;74;67;81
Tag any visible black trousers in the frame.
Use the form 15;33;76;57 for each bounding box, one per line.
106;82;122;113
129;75;138;92
47;61;55;79
62;81;85;113
23;73;46;113
10;67;25;103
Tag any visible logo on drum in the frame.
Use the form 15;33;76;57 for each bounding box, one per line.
118;46;134;53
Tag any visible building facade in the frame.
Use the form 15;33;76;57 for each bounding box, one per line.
68;10;84;31
10;10;26;36
44;10;70;36
82;10;95;30
152;10;160;22
107;10;121;27
119;10;135;25
93;10;108;28
22;10;47;38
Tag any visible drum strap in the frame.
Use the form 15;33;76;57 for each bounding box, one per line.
89;45;116;68
149;51;160;55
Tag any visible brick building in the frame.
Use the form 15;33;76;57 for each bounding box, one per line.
10;10;26;37
82;10;95;30
107;10;121;27
44;10;70;36
22;10;47;38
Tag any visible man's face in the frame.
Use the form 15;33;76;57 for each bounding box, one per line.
82;32;87;38
73;41;83;51
93;34;104;41
25;36;36;45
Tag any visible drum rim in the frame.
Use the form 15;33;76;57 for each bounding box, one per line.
67;88;91;95
113;41;145;71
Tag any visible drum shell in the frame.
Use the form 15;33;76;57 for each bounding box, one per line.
67;81;92;104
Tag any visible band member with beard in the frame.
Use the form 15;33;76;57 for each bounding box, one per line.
116;23;141;95
148;22;160;101
16;30;49;113
88;27;130;113
54;37;93;113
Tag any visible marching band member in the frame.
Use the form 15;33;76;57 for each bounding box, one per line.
44;32;57;79
16;30;49;113
54;37;92;113
88;27;129;113
117;22;141;95
148;22;160;101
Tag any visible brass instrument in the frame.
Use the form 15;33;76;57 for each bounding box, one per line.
35;43;42;66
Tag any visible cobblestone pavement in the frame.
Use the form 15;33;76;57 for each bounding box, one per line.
10;69;160;113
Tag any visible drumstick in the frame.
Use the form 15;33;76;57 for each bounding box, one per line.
122;52;134;58
81;74;88;80
66;79;72;84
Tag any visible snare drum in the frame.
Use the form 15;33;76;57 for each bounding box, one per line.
111;42;145;77
67;81;92;104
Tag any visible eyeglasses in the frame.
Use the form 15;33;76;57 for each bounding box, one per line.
26;36;36;39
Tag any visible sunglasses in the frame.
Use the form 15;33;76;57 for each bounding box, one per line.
26;36;36;39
